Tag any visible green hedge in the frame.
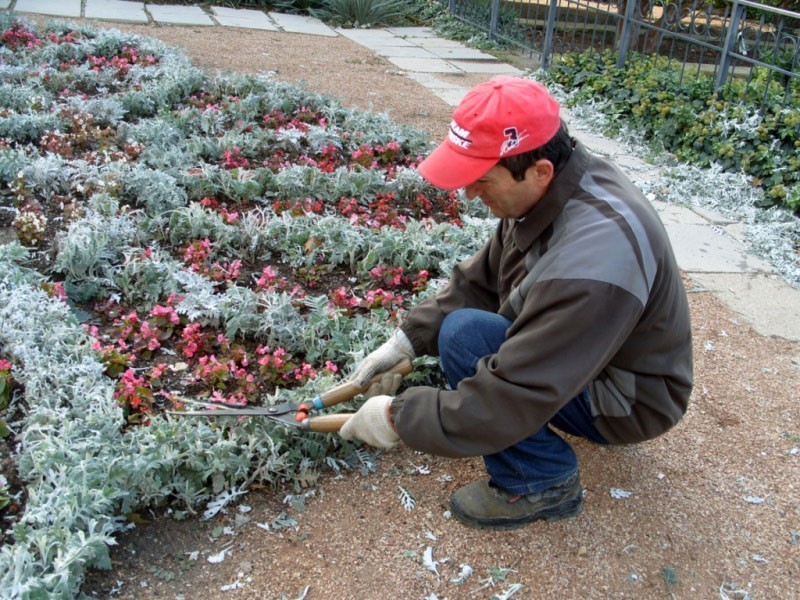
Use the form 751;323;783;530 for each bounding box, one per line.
543;50;800;212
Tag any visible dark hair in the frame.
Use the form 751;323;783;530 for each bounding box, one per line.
497;121;575;182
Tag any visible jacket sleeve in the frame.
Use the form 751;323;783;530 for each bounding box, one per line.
399;220;507;356
391;278;644;458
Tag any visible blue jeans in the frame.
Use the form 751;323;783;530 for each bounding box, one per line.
438;308;607;495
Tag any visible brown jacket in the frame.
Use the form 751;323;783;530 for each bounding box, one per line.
390;142;693;457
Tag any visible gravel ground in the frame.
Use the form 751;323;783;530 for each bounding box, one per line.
29;19;797;600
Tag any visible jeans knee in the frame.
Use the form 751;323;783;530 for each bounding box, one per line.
438;310;462;354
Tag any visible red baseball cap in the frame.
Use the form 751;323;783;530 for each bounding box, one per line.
418;77;561;190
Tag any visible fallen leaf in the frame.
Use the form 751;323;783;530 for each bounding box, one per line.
610;488;632;499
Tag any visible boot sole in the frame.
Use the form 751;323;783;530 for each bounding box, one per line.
450;494;583;531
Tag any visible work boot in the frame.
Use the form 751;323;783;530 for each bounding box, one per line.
450;472;583;530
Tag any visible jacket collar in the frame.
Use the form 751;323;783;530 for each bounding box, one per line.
512;141;589;252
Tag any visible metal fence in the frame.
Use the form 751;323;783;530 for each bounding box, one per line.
447;0;800;108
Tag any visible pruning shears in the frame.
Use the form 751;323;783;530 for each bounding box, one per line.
168;358;413;433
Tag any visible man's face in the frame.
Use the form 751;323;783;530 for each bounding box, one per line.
463;161;552;219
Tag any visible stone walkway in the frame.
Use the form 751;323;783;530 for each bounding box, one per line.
5;0;800;342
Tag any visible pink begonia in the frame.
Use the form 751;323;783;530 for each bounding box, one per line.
292;363;317;381
184;238;212;265
181;323;203;358
257;266;278;287
225;260;241;280
116;368;145;396
139;321;161;351
330;286;360;309
0;359;13;372
44;281;67;300
227;360;251;381
150;304;180;324
210;391;247;406
149;363;168;380
166;292;183;306
256;345;286;369
364;289;400;308
324;361;338;374
219;208;239;224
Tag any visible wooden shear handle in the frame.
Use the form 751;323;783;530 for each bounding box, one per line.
303;413;352;433
317;358;413;409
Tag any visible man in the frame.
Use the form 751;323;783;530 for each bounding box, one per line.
339;76;693;530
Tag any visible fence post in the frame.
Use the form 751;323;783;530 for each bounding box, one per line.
489;0;500;41
716;0;745;93
449;0;455;12
542;0;559;70
615;0;641;70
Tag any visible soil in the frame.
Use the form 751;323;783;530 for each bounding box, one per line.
17;17;800;600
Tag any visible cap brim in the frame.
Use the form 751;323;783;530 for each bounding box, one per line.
417;142;499;191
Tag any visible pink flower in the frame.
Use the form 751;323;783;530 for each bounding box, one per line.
150;304;179;324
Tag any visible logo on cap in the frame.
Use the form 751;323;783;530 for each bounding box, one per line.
448;120;471;149
500;127;526;156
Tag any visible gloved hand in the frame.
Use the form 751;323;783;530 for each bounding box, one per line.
350;330;414;388
339;395;399;449
364;371;403;399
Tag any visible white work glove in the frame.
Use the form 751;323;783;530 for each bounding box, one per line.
364;371;403;399
339;395;400;449
351;329;414;388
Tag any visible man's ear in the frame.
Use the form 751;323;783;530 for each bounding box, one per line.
534;159;555;185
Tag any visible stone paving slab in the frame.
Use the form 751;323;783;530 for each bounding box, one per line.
373;46;438;59
413;37;475;48
406;72;468;90
425;46;498;60
651;202;709;226
336;27;413;46
429;87;469;106
689;205;739;225
336;28;411;44
15;0;81;18
270;12;336;36
85;0;148;23
689;272;800;341
388;56;462;74
147;4;213;26
385;27;436;38
211;6;278;31
721;222;747;245
449;60;524;75
663;223;775;274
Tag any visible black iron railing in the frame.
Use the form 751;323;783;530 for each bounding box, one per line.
447;0;800;109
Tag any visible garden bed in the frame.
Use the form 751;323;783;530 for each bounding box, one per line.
0;15;493;595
